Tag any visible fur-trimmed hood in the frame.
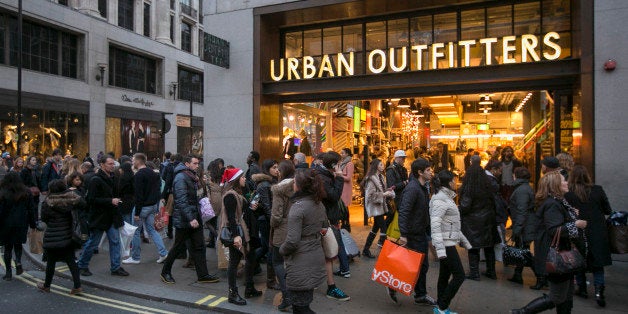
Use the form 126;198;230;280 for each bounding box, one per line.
271;178;294;198
45;191;83;211
252;173;274;184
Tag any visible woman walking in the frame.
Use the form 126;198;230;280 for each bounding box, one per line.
511;171;588;314
336;148;354;230
279;168;328;313
220;168;262;305
430;170;472;314
20;156;41;201
361;158;395;258
0;172;37;280
37;179;83;294
565;165;613;307
508;167;538;285
10;157;24;173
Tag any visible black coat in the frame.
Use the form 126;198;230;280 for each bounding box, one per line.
314;164;344;224
386;162;408;207
20;167;40;189
252;173;275;220
459;184;497;248
171;163;201;229
565;185;613;267
117;172;135;216
488;174;508;225
508;179;537;243
41;191;84;249
86;169;122;230
398;176;430;240
0;192;36;244
534;197;577;280
40;161;60;192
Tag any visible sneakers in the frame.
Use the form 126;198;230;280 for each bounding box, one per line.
156;255;168;264
415;294;438;306
161;273;175;284
79;268;92;276
326;287;350;301
111;267;130;276
197;274;220;283
122;257;140;264
333;270;351;278
433;307;458;314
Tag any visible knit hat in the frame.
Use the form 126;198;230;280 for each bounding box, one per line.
541;156;560;169
1;152;9;159
221;168;243;185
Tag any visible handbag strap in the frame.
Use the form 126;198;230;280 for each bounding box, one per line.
550;226;562;248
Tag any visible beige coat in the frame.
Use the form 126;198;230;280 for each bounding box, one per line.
364;173;389;218
270;178;294;247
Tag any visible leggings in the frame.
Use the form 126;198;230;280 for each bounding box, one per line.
370;215;386;234
44;247;81;289
3;242;23;266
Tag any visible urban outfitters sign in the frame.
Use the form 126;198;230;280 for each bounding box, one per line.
270;32;563;81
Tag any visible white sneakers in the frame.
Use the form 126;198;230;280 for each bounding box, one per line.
156;255;168;264
122;257;140;264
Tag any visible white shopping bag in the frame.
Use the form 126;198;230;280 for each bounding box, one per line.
119;222;138;258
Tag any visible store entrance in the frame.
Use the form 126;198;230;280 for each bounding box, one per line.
282;89;582;179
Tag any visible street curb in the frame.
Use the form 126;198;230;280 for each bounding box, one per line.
22;243;247;314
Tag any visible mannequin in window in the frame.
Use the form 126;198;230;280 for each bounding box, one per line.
43;126;61;150
136;122;145;153
128;120;136;155
192;130;203;154
298;128;312;157
282;128;297;160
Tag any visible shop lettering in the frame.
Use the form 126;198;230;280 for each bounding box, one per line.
121;94;154;107
270;32;562;81
372;269;413;294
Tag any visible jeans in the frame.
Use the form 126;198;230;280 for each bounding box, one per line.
272;246;288;298
437;246;465;310
131;204;168;260
228;245;256;289
161;227;209;279
78;225;122;272
406;236;429;297
575;267;605;286
332;225;350;272
44;247;80;289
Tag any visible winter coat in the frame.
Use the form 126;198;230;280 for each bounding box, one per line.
41;191;84;249
40;161;61;192
429;188;472;258
270;178;295;247
20;167;41;190
0;191;36;244
220;190;251;250
245;162;261;193
252;173;275;220
386;162;408;208
459;182;498;248
509;178;537;243
364;173;389;218
279;193;327;291
117;172;135;216
86;169;122;230
398;176;430;240
336;158;354;207
208;181;224;218
565;185;613;267
313;164;344;224
172;163;202;229
488;173;508;225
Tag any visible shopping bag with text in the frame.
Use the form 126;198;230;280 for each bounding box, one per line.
371;240;424;296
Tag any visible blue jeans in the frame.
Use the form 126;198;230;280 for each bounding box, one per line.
332;226;350;272
575;267;605;286
78;225;122;272
131;204;168;260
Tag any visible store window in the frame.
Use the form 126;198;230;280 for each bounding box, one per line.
181;22;192;52
177;117;203;156
285;31;302;58
143;2;151;37
178;67;203;103
118;0;134;31
108;46;156;94
343;24;362;73
0;105;88;158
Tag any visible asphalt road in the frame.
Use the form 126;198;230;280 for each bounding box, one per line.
0;255;213;314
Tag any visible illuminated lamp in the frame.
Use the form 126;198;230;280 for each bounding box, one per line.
398;98;410;108
479;95;493;105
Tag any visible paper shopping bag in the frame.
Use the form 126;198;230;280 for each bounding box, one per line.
28;228;44;254
371;240;424;296
386;211;400;240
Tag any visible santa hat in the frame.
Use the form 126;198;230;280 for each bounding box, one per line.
221;168;243;186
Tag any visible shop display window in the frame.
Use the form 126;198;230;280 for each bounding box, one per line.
105;118;162;159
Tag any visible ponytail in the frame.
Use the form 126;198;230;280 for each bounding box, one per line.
433;170;455;192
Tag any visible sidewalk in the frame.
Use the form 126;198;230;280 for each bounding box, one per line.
24;204;628;313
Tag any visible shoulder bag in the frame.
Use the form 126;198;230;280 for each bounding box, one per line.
545;227;585;275
220;224;244;247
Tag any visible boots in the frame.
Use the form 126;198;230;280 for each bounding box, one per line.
574;284;588;298
466;250;480;281
594;285;606;307
377;233;386;247
292;304;315;314
2;256;11;281
245;284;262;298
228;288;247;305
555;300;572;314
511;293;555;314
362;232;377;258
508;267;523;284
529;276;548;290
482;248;497;279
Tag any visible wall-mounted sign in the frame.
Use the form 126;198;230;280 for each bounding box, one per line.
121;94;154;107
203;33;230;69
176;115;191;127
270;32;563;81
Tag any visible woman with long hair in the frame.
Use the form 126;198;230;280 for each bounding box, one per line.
0;172;37;280
220;168;262;305
206;158;225;249
117;162;135;225
361;158;395;258
10;157;24;173
20;156;41;201
430;170;472;314
565;165;612;307
512;172;588;314
279;168;328;313
336;148;354;230
270;160;296;311
60;158;81;177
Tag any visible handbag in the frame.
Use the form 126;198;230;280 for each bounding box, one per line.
71;209;88;246
220;225;244;247
545;227;585;275
372;240;424;296
503;237;534;267
321;227;338;259
199;197;215;223
154;207;167;231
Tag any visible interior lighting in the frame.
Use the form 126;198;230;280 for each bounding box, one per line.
479;95;493;105
515;92;533;112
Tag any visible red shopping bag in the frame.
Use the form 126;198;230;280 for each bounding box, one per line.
371;240;424;296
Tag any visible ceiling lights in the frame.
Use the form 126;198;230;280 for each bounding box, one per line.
398;98;410;108
479;95;494;105
515;92;533;112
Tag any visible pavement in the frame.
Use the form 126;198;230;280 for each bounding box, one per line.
23;205;628;313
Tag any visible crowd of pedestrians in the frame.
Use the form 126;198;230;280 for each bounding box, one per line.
0;145;617;314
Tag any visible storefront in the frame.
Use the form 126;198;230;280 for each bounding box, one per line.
105;104;167;160
254;0;593;175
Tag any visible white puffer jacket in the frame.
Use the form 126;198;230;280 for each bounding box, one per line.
429;188;472;258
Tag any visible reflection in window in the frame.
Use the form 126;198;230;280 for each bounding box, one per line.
366;21;386;51
461;9;485;40
118;0;134;31
303;29;321;57
109;46;156;94
323;27;341;55
515;2;541;35
343;24;363;74
387;19;408;48
487;6;512;38
543;0;571;32
285;31;302;58
433;13;456;43
178;67;204;103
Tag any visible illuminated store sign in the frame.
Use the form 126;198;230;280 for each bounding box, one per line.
270;32;562;81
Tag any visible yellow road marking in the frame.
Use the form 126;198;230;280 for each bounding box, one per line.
55;266;69;272
195;294;216;305
207;296;227;307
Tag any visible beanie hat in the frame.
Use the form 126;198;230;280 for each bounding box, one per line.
221;168;243;185
541;156;560;169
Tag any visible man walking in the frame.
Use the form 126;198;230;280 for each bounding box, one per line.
245;151;261;193
385;149;409;246
391;158;437;305
160;155;219;284
40;148;63;195
78;155;129;277
123;153;169;264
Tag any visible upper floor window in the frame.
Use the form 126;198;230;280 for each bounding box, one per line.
118;0;134;31
98;0;107;18
143;3;151;37
181;22;191;52
180;0;197;19
170;15;175;44
109;46;156;94
58;0;68;5
178;67;203;103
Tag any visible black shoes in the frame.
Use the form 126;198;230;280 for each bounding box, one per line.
362;249;376;259
595;285;606;307
79;268;93;276
2;273;11;281
277;297;292;312
511;293;555;314
197;274;220;283
245;285;263;298
161;273;175;284
465;273;480;281
482;271;497;280
15;263;23;275
111;267;129;276
387;287;398;303
267;280;281;290
228;288;247;306
575;284;588;298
